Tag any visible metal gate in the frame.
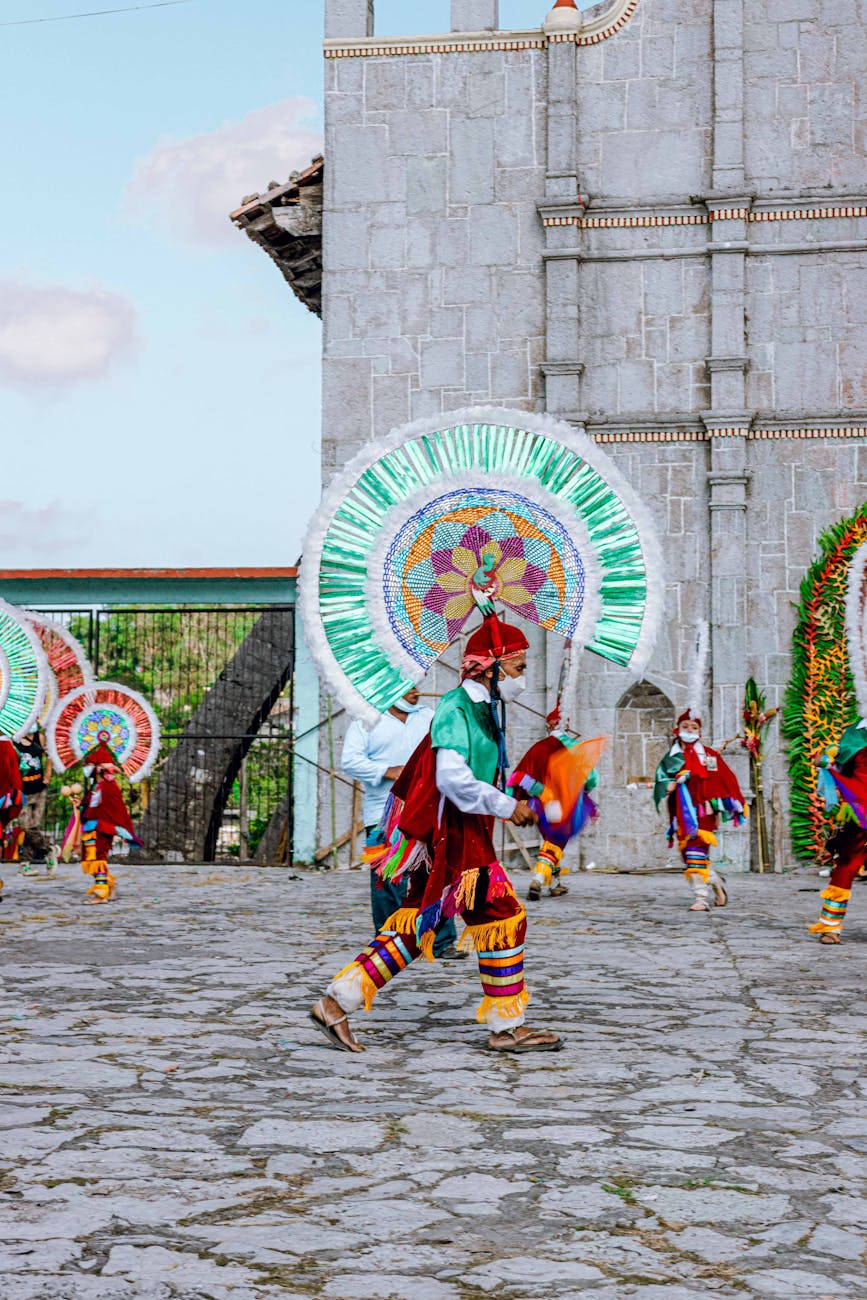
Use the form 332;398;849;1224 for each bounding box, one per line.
32;605;295;864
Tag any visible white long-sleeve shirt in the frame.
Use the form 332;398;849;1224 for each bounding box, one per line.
434;680;517;820
342;706;434;827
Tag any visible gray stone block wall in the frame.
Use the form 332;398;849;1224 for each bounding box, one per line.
318;0;867;871
321;47;547;476
744;0;866;192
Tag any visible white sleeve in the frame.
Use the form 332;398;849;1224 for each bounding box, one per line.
436;748;517;819
341;720;389;787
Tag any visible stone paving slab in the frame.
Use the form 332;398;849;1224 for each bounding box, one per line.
0;864;866;1298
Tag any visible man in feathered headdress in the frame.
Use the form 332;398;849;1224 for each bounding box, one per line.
310;614;563;1055
654;708;746;911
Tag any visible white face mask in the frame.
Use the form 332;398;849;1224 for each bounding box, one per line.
678;729;699;745
498;674;527;703
398;697;422;713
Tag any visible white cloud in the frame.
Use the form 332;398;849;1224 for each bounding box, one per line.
126;98;323;246
0;281;136;390
0;502;89;560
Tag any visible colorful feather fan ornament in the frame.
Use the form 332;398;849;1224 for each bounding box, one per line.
782;506;867;861
47;681;160;783
0;600;50;739
19;610;94;726
508;734;607;847
301;407;663;722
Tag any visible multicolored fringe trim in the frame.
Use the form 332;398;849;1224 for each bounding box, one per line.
457;907;527;955
363;799;430;885
335;929;417;1011
809;885;851;935
696;796;747;826
383;863;518;961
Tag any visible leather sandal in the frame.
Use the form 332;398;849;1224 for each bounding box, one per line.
308;999;364;1053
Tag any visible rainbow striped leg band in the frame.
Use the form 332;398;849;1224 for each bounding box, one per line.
328;929;417;1014
809;886;851;935
476;943;529;1030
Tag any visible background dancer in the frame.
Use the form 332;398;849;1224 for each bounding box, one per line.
342;689;461;958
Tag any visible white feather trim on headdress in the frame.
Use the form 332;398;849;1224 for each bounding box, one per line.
845;542;867;720
685;620;709;721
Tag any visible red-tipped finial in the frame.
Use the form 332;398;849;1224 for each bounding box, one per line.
544;0;583;31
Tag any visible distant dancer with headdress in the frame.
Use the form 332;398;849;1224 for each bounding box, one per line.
310;615;562;1055
75;736;143;904
654;709;746;912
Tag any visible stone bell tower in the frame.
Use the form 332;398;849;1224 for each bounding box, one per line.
319;0;867;872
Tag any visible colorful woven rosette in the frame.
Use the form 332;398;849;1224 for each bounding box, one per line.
18;610;93;725
48;681;160;783
0;599;50;739
302;407;663;720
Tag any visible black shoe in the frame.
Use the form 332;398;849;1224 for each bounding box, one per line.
437;944;469;961
527;881;542;901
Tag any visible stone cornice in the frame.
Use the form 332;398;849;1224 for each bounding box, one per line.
540;360;585;377
554;411;867;444
323;0;642;58
706;357;750;374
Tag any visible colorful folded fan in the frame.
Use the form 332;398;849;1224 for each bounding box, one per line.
509;733;607;847
48;681;160;783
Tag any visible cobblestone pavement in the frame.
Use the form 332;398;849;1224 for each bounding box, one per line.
0;865;865;1299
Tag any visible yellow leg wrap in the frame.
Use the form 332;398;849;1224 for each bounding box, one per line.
822;886;853;903
684;867;710;882
81;858;105;878
678;831;718;850
809;885;851;934
380;907;419;936
476;989;531;1026
533;861;553;887
331;961;379;1011
457;909;527;954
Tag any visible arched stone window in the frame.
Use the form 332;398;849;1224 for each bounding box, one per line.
610;679;674;870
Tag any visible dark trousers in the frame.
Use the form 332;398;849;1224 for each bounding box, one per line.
369;869;458;958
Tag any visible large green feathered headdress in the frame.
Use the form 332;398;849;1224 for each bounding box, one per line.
301;407;663;722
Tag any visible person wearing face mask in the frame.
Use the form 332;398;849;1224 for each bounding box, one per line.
310;613;563;1055
342;688;461;958
653;710;746;912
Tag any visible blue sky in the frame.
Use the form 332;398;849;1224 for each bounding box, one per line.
0;0;593;567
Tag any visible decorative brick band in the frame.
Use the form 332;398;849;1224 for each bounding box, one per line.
751;427;867;440
591;430;706;444
543;205;866;229
324;35;546;58
589;426;867;444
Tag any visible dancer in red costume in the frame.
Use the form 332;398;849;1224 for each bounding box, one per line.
75;738;143;904
310;615;562;1055
654;711;746;912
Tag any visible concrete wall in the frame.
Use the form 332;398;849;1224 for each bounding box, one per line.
318;0;867;871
